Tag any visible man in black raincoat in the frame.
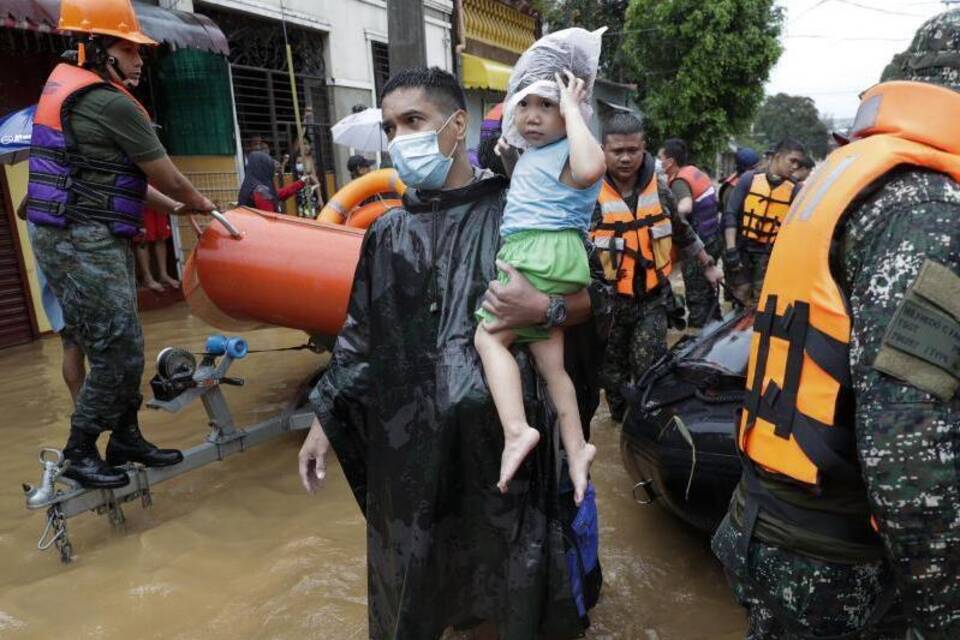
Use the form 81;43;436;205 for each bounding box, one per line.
298;68;610;639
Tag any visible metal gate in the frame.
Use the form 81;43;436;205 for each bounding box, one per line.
198;4;334;172
230;65;334;171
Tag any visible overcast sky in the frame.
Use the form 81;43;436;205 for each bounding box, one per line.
766;0;951;122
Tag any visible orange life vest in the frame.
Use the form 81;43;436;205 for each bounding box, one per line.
740;80;960;492
738;173;795;245
591;175;672;297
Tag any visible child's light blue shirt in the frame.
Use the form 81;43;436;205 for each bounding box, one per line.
499;137;602;238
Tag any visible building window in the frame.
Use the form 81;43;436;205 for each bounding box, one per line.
197;4;335;172
371;40;390;105
154;49;236;156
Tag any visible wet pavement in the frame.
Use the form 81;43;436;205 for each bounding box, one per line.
0;303;745;639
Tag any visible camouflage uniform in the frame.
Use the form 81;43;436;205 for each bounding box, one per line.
596;157;705;420
736;245;772;307
682;234;723;327
713;14;960;637
30;222;144;434
603;290;671;419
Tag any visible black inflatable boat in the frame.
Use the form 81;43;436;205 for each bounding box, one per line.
619;309;754;533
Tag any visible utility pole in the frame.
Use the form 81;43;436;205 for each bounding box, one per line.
388;0;427;72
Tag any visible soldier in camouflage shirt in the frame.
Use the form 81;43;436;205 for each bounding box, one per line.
592;113;721;422
712;9;960;639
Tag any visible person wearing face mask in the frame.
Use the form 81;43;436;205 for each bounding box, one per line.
297;66;611;639
26;0;216;489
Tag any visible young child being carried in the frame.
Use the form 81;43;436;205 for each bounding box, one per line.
474;28;607;505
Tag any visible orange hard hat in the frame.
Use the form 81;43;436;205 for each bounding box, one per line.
58;0;157;46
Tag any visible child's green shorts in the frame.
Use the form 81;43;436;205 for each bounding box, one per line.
476;228;590;343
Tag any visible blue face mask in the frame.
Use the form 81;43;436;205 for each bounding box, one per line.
387;111;460;190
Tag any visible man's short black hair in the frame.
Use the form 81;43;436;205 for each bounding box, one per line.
380;67;466;115
601;112;644;143
797;155;816;170
661;138;688;166
774;138;807;156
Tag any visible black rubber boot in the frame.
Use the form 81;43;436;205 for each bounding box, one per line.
62;430;130;489
106;417;184;468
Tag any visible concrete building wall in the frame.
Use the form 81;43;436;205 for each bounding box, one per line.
199;0;453;186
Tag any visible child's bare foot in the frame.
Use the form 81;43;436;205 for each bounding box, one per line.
161;275;181;289
143;279;164;292
497;426;540;494
568;442;597;506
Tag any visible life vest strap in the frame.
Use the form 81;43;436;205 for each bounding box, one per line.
26;197;142;226
593;213;667;234
746;191;793;208
29;145;144;177
620;245;655;269
740;210;783;238
743;297;860;484
29;171;146;202
739;460;878;545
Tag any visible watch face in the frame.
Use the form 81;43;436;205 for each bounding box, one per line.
548;296;567;325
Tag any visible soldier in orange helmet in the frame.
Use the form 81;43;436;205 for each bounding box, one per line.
26;0;214;488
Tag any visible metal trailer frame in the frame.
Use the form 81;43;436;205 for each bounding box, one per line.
24;340;319;564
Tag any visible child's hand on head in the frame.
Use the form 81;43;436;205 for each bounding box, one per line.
555;69;587;119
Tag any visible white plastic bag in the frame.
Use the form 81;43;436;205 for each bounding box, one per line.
501;27;607;149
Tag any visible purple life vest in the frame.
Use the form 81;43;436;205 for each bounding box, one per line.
26;64;148;238
672;165;720;240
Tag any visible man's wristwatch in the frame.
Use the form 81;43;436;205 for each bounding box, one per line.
543;294;568;329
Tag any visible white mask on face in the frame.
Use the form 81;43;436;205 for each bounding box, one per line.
387;111;460;190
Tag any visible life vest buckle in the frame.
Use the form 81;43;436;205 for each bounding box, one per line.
761;382;781;410
781;304;796;332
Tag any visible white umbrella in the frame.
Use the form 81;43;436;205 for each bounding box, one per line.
331;108;388;152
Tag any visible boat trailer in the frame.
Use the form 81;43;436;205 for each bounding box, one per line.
22;334;320;563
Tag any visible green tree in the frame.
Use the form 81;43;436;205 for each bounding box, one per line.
622;0;783;166
753;93;831;159
534;0;631;82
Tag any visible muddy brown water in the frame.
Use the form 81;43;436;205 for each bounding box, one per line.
0;303;745;639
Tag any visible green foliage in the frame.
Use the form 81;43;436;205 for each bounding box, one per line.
753;93;831;159
534;0;632;82
622;0;783;166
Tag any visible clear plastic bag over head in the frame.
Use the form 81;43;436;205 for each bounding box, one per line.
502;27;607;149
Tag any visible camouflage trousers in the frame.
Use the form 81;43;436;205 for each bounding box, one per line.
729;243;772;306
711;514;909;640
600;289;669;421
681;235;723;328
31;223;144;436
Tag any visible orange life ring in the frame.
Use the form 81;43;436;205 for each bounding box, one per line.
317;169;407;224
345;198;403;229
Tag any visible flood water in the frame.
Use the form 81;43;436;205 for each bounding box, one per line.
0;303;746;639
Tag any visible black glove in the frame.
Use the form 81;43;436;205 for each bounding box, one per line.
723;247;742;270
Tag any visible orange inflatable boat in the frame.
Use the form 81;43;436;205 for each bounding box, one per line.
184;171;407;337
183;208;366;337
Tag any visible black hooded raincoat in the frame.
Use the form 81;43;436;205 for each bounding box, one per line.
310;172;610;639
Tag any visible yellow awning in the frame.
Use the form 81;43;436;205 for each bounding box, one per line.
461;53;512;92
